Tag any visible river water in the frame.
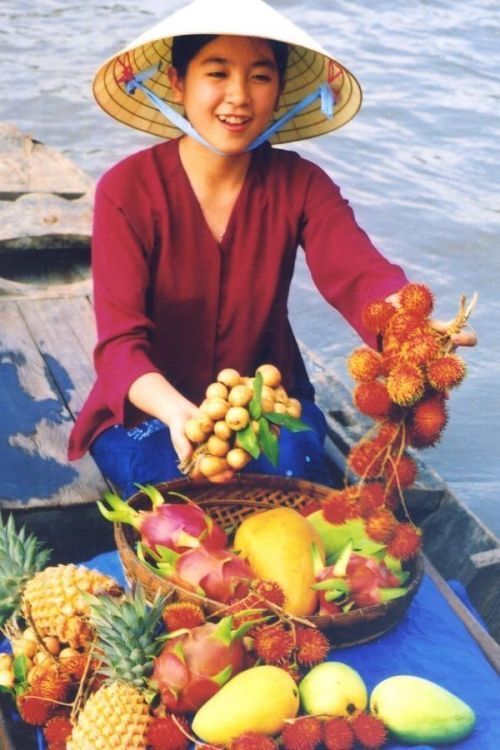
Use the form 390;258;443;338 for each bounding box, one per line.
1;0;499;534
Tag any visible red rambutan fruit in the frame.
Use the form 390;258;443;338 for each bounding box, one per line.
386;523;422;559
351;712;388;749
230;731;278;750
30;668;70;703
408;394;448;447
364;509;398;543
322;490;361;524
399;282;434;318
253;579;286;609
353;381;392;419
43;715;73;744
253;623;294;664
146;714;190;750
386;362;425;407
347;441;384;479
59;652;94;684
347;348;383;383
162;601;205;631
357;483;386;514
282;716;323;750
373;421;406;451
385;310;422;342
294;626;330;666
427;354;466;391
402;329;442;367
363;300;397;334
17;694;54;726
322;716;355;750
47;743;69;750
384;453;418;490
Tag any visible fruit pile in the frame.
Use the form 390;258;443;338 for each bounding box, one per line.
0;508;476;749
180;364;309;478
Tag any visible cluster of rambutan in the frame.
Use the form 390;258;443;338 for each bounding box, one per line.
338;282;470;561
228;711;388;750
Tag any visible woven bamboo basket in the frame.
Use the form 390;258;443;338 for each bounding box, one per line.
115;474;424;648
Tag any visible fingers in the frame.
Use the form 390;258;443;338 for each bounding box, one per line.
429;318;478;348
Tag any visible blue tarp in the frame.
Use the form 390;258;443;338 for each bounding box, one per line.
2;550;499;749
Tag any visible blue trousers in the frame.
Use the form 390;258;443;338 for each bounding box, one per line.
90;399;332;498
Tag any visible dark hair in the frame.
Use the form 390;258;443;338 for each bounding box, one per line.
171;34;289;86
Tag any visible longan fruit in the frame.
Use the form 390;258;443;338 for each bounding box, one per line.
206;435;231;457
256;363;282;387
202;397;230;421
206;382;228;400
273;385;289;404
273;402;287;414
225;406;250;431
286;398;302;419
199;455;230;478
213;420;233;440
197;412;215;435
261;398;274;414
261;385;276;402
228;383;253;407
184;417;207;444
217;368;241;389
226;447;252;470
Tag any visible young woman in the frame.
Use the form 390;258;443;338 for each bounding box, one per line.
68;0;475;497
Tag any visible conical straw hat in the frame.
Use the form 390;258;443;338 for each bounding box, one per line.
93;0;362;144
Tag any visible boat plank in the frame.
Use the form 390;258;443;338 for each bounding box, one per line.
0;298;106;509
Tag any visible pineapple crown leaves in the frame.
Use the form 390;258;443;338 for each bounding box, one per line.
87;585;166;690
0;514;51;627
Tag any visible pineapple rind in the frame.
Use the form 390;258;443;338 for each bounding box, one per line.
67;681;150;750
21;564;121;647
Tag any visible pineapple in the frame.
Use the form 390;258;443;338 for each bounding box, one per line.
22;563;122;648
0;514;51;628
67;586;165;749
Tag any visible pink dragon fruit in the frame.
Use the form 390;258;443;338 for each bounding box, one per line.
97;484;227;552
312;541;408;613
152;616;254;713
145;544;254;604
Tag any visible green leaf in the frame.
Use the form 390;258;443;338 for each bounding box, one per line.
236;423;261;460
264;412;312;432
249;371;263;419
258;417;279;467
13;654;28;684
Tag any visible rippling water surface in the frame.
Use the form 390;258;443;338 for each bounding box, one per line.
1;0;499;533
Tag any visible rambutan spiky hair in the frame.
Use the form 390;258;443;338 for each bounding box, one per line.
351;712;388;749
253;623;294;664
386;523;422;560
282;716;323;750
322;716;355;750
347;348;383;382
362;300;397;334
386;362;425;407
230;731;278;750
353;381;392;419
294;626;330;666
364;508;398;543
427;354;466;391
399;282;434;318
146;714;190;750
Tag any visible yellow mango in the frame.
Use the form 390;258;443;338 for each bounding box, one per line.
192;665;299;744
233;507;325;616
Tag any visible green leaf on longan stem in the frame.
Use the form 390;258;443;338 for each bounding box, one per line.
236;423;261;459
248;371;264;419
258;416;279;467
264;411;312;432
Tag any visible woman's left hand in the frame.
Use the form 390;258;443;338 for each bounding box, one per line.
429;319;478;348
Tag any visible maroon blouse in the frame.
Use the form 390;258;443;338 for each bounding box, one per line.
68;139;407;459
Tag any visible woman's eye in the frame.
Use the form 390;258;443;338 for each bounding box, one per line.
252;74;272;82
207;70;226;78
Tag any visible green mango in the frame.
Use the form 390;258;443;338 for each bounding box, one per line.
306;512;367;559
370;675;476;744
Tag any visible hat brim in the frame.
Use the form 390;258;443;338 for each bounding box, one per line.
92;1;362;143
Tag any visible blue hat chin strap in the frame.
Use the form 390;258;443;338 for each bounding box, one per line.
124;65;335;154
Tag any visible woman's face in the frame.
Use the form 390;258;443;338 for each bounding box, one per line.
168;35;281;154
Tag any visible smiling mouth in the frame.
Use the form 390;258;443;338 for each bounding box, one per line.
217;115;252;125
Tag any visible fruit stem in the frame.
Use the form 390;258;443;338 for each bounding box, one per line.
97;492;141;529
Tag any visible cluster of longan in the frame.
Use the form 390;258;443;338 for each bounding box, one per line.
183;364;303;478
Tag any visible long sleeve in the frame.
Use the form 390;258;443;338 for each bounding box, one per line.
299;163;408;348
90;177;162;425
